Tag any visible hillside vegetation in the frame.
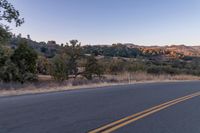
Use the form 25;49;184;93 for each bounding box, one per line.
1;0;200;89
3;36;200;82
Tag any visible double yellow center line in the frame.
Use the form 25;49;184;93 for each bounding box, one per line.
89;91;200;133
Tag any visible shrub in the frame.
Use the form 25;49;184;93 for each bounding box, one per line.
147;66;180;75
83;55;103;80
37;56;51;75
108;59;125;74
50;55;69;81
0;59;19;82
11;40;38;83
0;46;19;82
65;40;82;78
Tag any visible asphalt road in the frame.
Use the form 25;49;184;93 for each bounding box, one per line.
0;81;200;133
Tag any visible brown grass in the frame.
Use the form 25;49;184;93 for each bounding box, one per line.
0;73;199;97
106;72;200;82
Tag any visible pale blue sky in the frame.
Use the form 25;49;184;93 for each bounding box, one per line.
9;0;200;45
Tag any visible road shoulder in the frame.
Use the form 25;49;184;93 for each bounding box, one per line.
0;80;199;97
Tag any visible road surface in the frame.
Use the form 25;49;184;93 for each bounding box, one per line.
0;81;200;133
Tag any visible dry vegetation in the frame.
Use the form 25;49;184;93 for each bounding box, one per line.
0;73;199;97
108;72;200;82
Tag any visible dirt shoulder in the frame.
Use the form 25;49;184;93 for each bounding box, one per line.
0;79;199;97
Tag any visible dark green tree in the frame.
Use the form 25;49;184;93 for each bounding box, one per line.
0;45;9;67
50;54;69;81
0;46;19;82
0;0;24;26
83;55;103;80
0;25;10;44
37;56;51;75
65;40;82;78
0;0;24;44
11;40;38;83
0;59;19;82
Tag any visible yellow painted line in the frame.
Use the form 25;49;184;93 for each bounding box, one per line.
102;93;200;133
89;91;200;133
89;92;200;133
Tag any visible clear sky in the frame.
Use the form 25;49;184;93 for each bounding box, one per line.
9;0;200;45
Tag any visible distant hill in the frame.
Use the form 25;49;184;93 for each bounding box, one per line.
124;43;200;59
83;43;200;60
9;37;200;60
10;37;61;58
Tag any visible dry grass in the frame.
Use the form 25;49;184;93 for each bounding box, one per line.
0;73;199;97
107;72;200;82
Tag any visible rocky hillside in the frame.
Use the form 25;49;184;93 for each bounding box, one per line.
125;44;200;59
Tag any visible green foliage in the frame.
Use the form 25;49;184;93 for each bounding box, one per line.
83;44;141;58
0;59;19;82
3;36;200;84
0;0;23;44
147;66;180;75
0;45;10;66
0;46;18;82
126;61;146;72
108;59;126;74
83;55;103;80
11;40;38;83
50;54;68;81
0;0;24;27
65;40;82;77
37;56;50;75
50;39;83;81
0;25;10;44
